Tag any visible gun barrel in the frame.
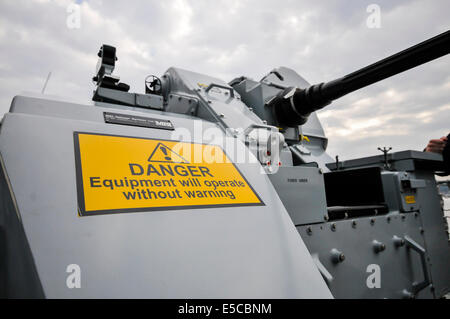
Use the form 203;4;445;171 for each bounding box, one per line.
273;30;450;126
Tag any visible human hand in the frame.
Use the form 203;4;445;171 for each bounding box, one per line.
425;136;448;154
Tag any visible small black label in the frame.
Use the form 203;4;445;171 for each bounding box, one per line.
287;178;308;183
103;112;174;130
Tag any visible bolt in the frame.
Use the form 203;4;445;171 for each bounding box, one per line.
219;113;225;118
331;223;336;231
370;218;375;225
352;220;357;228
420;227;425;234
306;227;312;235
331;249;345;263
387;216;391;223
324;215;329;221
373;240;386;253
393;235;405;247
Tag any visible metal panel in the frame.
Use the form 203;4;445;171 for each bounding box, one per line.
268;166;328;225
0;95;332;298
298;214;434;299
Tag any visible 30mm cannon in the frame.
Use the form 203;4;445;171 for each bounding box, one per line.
270;30;450;126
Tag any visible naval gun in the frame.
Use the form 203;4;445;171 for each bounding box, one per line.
0;31;449;299
266;30;450;127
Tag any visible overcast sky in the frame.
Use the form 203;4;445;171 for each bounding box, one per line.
0;0;449;161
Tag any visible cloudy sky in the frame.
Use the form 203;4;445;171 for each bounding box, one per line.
0;0;449;161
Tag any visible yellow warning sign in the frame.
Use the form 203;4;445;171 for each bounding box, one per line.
404;195;416;204
74;132;264;216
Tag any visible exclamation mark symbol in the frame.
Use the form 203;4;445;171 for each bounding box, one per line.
161;146;171;161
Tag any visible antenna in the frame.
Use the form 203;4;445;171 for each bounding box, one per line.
41;72;52;94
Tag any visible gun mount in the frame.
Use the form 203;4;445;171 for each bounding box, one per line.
1;30;449;299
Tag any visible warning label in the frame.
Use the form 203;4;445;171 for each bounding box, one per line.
74;132;264;216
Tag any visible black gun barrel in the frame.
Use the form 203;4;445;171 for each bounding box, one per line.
273;30;450;126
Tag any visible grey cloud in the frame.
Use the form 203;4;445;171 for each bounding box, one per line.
0;0;448;161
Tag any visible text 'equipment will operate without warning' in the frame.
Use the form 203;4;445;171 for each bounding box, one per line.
74;132;264;216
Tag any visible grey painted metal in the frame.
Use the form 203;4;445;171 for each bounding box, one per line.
298;214;435;299
268;166;328;225
326;150;444;171
231;67;333;171
0;93;332;298
2;48;449;299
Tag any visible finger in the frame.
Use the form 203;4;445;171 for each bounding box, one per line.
426;145;444;153
428;140;445;146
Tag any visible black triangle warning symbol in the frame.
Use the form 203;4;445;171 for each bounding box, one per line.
147;142;189;163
